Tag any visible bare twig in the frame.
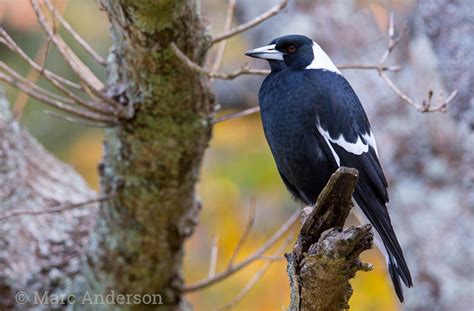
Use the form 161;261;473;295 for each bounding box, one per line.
172;43;270;80
376;13;457;112
210;0;237;82
184;209;300;292
0;28;81;89
173;42;400;82
211;65;270;79
0;61;72;103
0;71;117;124
216;229;295;311
30;0;117;108
338;63;401;71
379;13;408;65
212;0;289;44
228;198;256;267
258;255;285;262
43;109;116;128
13;36;53;118
0;195;111;221
170;42;210;75
213;106;260;124
0;60;113;115
380;73;457;112
30;0;103;89
43;0;106;65
208;235;220;278
0;8;117;118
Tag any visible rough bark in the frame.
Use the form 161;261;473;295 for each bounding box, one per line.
287;168;373;311
0;90;97;309
83;0;213;309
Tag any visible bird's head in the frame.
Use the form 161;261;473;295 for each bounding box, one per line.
245;34;339;73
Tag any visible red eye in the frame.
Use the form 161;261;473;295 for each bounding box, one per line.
287;45;296;53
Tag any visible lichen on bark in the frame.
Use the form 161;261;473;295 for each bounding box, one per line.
85;0;214;309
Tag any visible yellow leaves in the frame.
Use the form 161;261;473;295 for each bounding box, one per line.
65;131;103;190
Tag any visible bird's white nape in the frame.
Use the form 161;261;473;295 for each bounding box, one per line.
305;42;341;74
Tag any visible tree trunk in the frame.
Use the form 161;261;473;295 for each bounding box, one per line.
85;0;213;309
0;91;98;309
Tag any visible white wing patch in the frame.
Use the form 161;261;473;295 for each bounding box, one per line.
305;42;341;74
317;124;379;161
362;132;379;157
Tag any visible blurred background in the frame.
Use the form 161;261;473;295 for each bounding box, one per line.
1;0;472;310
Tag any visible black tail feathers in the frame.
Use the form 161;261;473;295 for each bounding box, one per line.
387;252;413;303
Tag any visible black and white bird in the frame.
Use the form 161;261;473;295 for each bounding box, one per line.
245;35;412;301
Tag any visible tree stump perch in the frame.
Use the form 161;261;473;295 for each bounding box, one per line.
286;167;374;311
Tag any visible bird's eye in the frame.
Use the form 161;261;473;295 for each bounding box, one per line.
287;45;296;53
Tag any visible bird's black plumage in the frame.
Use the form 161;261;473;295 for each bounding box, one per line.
246;35;412;301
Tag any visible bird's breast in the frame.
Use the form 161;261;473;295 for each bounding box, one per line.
259;73;323;165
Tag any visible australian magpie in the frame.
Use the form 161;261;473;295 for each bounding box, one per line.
245;35;412;302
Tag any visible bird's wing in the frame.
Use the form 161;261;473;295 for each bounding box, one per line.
311;75;412;300
312;75;388;201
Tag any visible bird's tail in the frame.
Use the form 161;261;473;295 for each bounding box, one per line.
387;252;405;302
352;194;413;302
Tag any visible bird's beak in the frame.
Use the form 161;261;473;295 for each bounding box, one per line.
245;44;284;60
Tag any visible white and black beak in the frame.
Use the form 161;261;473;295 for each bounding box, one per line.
245;44;284;60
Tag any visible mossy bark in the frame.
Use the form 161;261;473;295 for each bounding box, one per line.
85;1;213;309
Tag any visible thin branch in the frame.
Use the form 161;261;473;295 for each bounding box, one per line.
0;195;112;221
172;41;400;82
228;198;256;267
170;42;210;75
0;28;82;89
0;61;72;104
375;14;457;112
258;255;285;262
208;235;220;278
213;106;260;124
30;0;103;89
338;63;400;71
211;65;270;79
216;229;295;311
43;0;106;66
379;72;457;112
379;13;407;64
210;0;237;82
184;209;300;292
209;63;400;80
0;61;113;116
30;0;117;108
13;36;53;118
0;23;115;115
45;75;115;114
212;0;289;44
0;71;117;124
43;109;116;128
